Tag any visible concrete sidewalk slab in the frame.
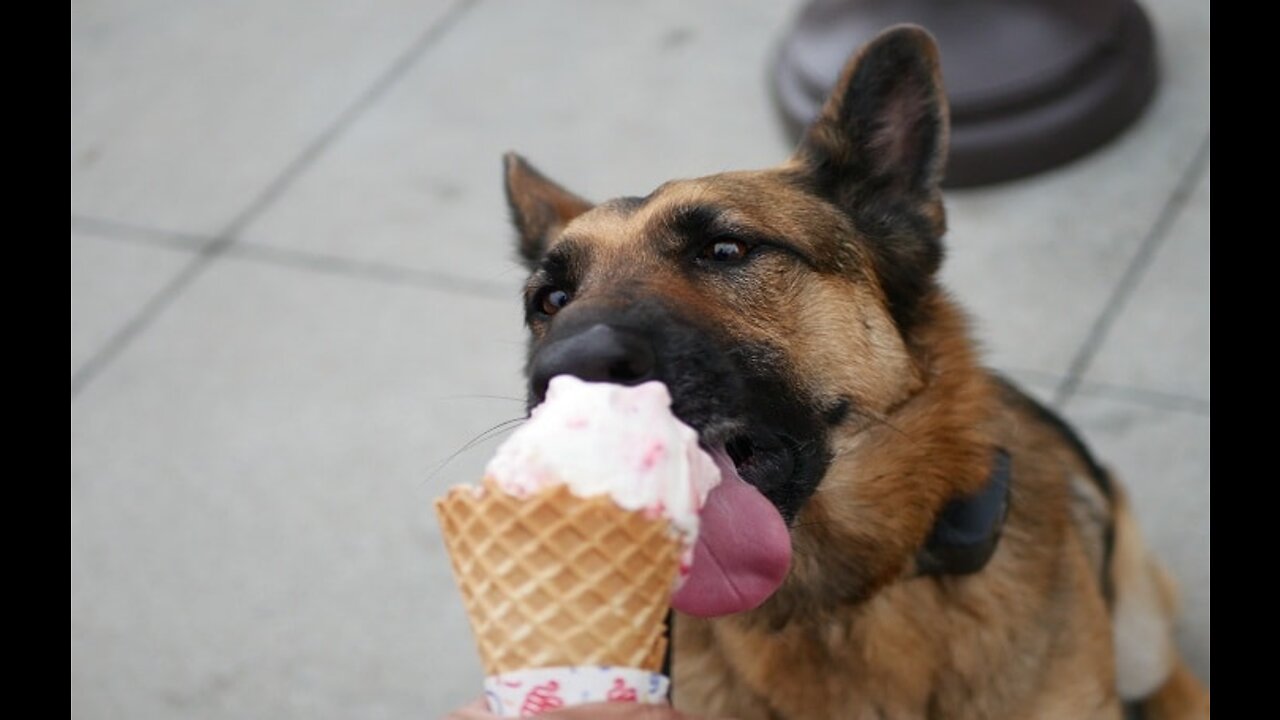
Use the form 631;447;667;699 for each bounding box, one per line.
239;0;805;295
72;0;460;235
72;232;198;372
72;257;522;717
1085;168;1211;401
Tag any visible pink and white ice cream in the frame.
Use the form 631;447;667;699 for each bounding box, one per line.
485;374;793;619
485;375;720;577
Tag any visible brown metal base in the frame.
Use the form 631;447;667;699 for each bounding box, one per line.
773;0;1159;187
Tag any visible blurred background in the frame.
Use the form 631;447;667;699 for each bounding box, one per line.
71;1;1209;716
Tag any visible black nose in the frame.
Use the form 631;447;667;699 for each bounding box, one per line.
529;324;656;402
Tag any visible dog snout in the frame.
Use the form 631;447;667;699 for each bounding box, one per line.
529;324;656;403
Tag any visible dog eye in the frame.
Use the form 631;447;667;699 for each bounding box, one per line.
536;287;572;316
701;239;750;263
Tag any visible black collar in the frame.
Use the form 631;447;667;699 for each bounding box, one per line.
915;449;1012;577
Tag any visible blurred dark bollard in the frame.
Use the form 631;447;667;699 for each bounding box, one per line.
773;0;1158;186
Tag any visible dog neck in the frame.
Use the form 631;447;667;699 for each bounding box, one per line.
749;291;1006;627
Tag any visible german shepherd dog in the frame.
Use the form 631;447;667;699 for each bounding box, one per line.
503;26;1208;719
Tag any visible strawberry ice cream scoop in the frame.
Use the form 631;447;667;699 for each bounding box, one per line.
484;376;721;564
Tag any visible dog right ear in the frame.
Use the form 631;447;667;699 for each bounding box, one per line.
791;25;949;331
503;153;593;268
793;25;948;218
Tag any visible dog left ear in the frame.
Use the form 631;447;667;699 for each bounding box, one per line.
504;153;593;268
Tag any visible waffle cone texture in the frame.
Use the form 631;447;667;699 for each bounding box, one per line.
435;477;682;675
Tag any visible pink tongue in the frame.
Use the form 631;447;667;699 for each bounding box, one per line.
671;448;792;617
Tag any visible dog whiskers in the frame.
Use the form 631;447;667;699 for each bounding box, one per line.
424;416;527;483
431;394;527;403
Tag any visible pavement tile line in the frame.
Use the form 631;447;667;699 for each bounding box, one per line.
69;0;480;399
227;243;515;299
997;365;1209;417
71;215;214;252
1054;132;1212;407
1071;381;1209;416
72;214;515;300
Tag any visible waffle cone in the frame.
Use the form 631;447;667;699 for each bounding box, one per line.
435;477;682;675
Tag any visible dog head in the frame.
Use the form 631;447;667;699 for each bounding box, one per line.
505;26;993;618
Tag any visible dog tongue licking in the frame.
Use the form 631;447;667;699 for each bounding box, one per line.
670;447;792;617
486;376;791;617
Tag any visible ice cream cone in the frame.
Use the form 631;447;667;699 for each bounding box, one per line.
435;476;681;675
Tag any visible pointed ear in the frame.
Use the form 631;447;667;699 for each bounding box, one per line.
793;25;949;331
503;153;593;268
795;25;948;233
